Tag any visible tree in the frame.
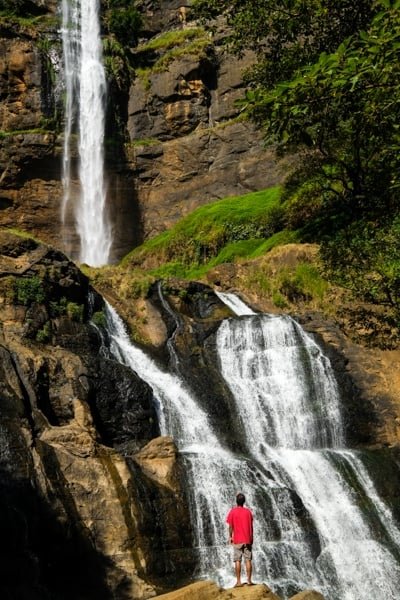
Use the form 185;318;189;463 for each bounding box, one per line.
194;0;400;315
192;0;376;86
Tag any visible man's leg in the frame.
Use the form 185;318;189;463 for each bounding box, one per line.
234;560;242;586
245;559;253;584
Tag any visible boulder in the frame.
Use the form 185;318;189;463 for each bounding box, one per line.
289;591;325;600
153;581;281;600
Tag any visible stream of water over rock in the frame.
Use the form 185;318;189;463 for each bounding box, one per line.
104;296;400;599
61;0;111;266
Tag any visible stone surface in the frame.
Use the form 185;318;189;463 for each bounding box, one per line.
153;581;281;600
289;591;325;600
0;231;194;599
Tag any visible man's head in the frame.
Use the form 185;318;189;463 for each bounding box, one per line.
236;492;245;506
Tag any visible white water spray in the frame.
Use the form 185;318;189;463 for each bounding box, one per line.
61;0;112;266
104;295;400;599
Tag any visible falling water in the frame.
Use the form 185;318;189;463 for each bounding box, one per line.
104;297;400;599
61;0;112;266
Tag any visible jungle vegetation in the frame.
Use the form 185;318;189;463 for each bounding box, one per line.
191;0;400;316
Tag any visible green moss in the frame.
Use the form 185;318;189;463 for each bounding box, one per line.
272;292;288;309
250;230;301;257
49;297;68;317
1;227;38;241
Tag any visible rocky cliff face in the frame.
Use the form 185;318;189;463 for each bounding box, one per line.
0;0;284;261
0;231;194;600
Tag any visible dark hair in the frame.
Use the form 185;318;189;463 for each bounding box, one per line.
236;493;245;506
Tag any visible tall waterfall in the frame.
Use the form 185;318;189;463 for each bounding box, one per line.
61;0;112;267
104;298;400;599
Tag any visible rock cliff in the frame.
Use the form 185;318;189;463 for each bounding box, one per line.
0;0;285;262
0;231;194;599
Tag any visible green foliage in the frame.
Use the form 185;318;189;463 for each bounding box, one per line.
103;0;142;46
321;218;400;311
49;297;68;317
135;34;210;77
131;276;153;299
102;0;141;93
92;310;106;328
36;321;51;344
194;0;400;318
278;263;327;303
14;277;45;306
66;302;84;323
0;129;52;138
192;0;376;86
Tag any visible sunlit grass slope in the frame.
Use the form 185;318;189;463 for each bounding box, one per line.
124;186;300;279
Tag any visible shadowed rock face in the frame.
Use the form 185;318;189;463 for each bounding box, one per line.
0;232;194;599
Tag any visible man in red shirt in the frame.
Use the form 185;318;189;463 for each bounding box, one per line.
226;492;254;587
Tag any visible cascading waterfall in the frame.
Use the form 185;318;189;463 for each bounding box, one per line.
61;0;112;266
104;296;400;599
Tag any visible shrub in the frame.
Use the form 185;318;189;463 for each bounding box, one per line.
66;302;84;322
92;310;106;328
15;277;45;306
36;321;51;343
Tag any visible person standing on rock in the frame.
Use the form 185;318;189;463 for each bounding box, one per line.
226;492;254;587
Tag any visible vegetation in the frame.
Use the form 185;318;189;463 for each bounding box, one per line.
134;29;210;77
124;187;284;273
137;27;206;53
14;277;45;306
190;0;400;318
102;0;142;102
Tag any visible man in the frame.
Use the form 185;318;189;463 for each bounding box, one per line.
226;492;254;587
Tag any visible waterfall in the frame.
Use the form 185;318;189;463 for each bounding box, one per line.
104;299;400;599
61;0;112;267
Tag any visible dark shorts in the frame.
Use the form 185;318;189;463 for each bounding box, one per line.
233;543;252;562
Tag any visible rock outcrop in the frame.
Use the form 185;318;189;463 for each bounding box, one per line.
0;231;194;599
153;581;282;600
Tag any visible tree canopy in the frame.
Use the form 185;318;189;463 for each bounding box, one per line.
193;0;400;316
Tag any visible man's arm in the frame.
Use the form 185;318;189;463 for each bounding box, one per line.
228;524;233;544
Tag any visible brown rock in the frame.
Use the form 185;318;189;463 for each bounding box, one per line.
153;581;281;600
134;436;180;491
289;591;325;600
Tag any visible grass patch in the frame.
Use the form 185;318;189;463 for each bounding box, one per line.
124;186;284;271
1;227;39;241
151;38;210;73
243;260;329;310
137;27;206;53
0;12;58;30
0;129;53;139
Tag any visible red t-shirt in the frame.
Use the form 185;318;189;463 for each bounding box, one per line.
226;506;253;544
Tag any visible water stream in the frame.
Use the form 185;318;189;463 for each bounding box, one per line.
104;296;400;599
61;0;112;266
